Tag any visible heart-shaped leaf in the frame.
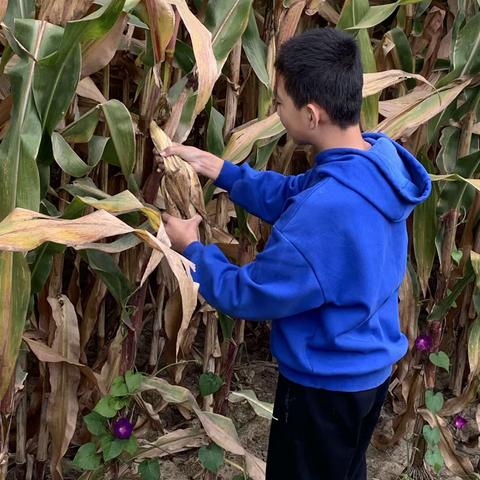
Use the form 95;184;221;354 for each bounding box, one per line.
422;425;440;446
84;412;108;436
425;390;444;414
94;395;119;418
110;376;129;397
139;458;161;480
199;372;224;397
125;370;144;393
429;351;450;372
425;446;444;473
73;442;101;471
451;248;463;265
198;443;225;473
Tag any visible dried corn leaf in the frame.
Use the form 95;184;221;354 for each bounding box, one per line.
81;12;128;77
277;1;306;47
133;428;206;459
0;0;7;22
47;295;81;480
467;315;480;378
143;0;175;64
223;113;286;165
168;0;217;114
305;0;339;23
229;390;274;419
362;69;433;97
38;0;95;25
440;380;478;416
76;77;108;103
376;79;470;139
23;336;104;393
97;326;124;392
139;376;265;479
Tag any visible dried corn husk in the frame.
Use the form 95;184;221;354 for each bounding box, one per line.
150;121;211;243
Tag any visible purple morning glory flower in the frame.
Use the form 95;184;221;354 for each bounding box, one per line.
453;415;467;430
415;334;433;352
112;417;134;439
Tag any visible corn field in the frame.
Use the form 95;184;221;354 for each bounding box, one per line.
0;0;479;478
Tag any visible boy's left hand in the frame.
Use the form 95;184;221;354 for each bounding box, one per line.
161;213;202;253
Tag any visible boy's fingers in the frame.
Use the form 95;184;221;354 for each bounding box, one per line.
159;144;192;159
192;214;202;225
161;213;171;223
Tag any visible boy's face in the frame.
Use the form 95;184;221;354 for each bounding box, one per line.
275;75;313;145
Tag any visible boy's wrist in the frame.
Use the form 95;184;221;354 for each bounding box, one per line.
200;155;224;181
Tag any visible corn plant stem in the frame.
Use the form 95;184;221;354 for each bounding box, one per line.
447;100;479;392
425;209;459;388
214;233;252;415
0;395;15;480
202;311;218;412
407;386;428;473
149;282;166;372
458;94;480;268
14;351;27;480
452;220;480;393
35;390;49;479
98;64;110;353
122;155;164;371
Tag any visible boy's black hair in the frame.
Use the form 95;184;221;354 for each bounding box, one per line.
275;28;363;128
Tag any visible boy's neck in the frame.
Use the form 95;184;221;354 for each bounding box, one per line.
311;124;371;153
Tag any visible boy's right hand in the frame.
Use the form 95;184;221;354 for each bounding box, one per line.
154;144;224;182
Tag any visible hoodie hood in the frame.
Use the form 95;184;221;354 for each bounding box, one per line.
314;132;432;222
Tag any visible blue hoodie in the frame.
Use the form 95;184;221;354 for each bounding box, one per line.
183;132;432;392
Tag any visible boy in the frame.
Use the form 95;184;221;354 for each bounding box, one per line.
156;28;431;479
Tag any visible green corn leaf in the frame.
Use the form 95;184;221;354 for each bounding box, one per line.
82;249;133;307
51;132;94;177
207;106;226;156
337;0;378;130
467;316;480;377
345;0;424;30
62;107;101;143
33;0;126;134
204;0;252;71
4;0;35;30
101;100;136;178
0;18;48;400
413;158;437;296
452;13;480;78
242;8;270;88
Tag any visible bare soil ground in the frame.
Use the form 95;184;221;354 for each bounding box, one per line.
161;358;479;480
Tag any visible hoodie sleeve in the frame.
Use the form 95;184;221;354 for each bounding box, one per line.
214;160;313;224
182;227;324;321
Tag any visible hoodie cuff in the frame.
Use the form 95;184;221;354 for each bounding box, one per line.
213;160;242;192
183;241;204;261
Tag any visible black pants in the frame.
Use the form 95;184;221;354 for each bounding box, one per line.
266;374;389;480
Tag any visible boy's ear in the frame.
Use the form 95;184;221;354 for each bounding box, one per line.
305;103;326;128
